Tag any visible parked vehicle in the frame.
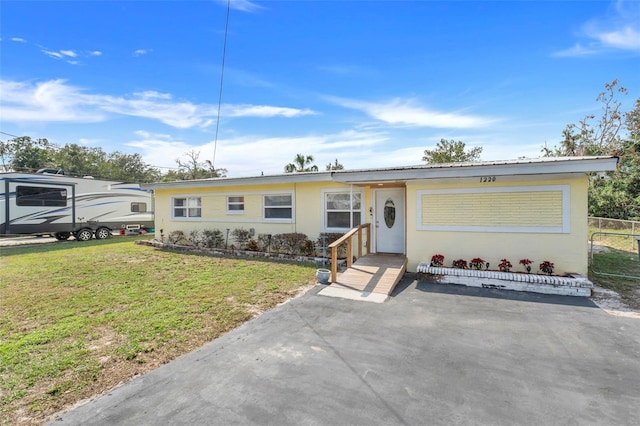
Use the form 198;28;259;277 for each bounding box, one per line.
0;171;153;241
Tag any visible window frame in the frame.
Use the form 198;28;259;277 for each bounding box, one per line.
171;196;202;219
226;195;245;214
322;189;363;232
262;193;294;222
131;202;147;213
16;185;68;207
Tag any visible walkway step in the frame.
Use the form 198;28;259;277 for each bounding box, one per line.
318;254;407;303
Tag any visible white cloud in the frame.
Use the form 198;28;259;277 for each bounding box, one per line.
224;104;316;118
42;49;77;59
90;50;103;56
0;79;105;122
127;127;416;177
0;78;318;128
133;49;149;56
11;37;27;43
589;25;640;50
556;0;640;55
553;43;600;57
216;0;263;13
42;50;64;59
326;96;496;129
100;94;216;128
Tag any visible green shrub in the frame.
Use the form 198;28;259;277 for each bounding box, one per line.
202;229;225;248
168;230;190;245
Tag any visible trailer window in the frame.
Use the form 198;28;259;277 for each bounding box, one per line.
131;202;147;213
16;186;67;207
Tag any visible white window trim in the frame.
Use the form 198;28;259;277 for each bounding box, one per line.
416;185;570;233
262;192;295;222
226;195;245;215
321;188;364;232
171;196;202;220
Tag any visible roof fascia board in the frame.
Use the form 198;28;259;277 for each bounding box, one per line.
332;157;619;183
143;172;333;190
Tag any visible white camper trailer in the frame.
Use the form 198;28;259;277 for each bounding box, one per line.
0;172;153;241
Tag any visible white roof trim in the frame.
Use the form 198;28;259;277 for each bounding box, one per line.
144;171;333;190
331;156;618;183
143;156;618;189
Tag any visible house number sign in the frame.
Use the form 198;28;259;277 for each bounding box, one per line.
479;176;496;183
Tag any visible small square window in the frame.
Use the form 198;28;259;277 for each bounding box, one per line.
227;196;245;213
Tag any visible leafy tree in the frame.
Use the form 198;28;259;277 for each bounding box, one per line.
284;153;318;173
326;158;344;171
543;79;628;157
422;139;483;164
52;144;106;177
1;136;54;172
545;80;639;220
162;150;227;181
100;152;161;183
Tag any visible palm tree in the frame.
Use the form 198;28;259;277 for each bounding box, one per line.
284;153;318;173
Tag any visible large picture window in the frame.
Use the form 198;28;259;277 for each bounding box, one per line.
263;194;292;220
16;185;67;207
325;191;361;230
172;197;201;218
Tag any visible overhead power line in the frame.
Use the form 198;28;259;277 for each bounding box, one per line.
212;0;231;172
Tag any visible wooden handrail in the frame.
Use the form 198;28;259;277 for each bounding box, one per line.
327;223;371;283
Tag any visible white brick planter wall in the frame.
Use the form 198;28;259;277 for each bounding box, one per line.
416;263;593;297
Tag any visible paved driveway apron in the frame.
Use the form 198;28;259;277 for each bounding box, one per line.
50;277;640;425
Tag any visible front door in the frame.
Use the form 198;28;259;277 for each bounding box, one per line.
375;188;405;253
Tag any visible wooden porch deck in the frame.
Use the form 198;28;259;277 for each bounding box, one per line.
329;253;407;296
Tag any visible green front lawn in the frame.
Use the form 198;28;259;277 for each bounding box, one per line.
0;236;315;425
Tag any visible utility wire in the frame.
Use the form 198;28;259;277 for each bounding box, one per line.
212;0;231;173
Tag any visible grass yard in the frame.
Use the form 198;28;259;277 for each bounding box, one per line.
588;228;640;310
0;236;316;425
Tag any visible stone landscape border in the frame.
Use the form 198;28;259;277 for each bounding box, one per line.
416;263;593;297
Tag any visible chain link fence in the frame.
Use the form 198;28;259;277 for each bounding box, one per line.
588;217;640;281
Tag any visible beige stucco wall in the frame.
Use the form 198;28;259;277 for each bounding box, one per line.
406;175;590;275
153;181;370;244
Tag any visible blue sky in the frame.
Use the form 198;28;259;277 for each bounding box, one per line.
1;0;639;177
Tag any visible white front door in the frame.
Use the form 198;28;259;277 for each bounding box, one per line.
375;188;405;253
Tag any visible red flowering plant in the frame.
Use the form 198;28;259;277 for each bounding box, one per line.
430;254;445;267
539;260;554;275
452;259;468;269
498;258;512;272
470;257;485;270
519;258;533;273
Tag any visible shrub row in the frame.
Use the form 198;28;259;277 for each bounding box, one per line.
165;229;348;257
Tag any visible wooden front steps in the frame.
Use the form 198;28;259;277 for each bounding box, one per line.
319;254;407;303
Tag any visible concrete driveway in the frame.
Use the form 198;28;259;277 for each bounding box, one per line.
49;276;640;425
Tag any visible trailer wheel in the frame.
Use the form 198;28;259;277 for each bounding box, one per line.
55;232;71;241
75;228;93;242
95;227;111;240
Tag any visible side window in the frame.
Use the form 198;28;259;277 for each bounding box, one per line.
172;197;201;218
227;196;245;214
131;202;147;213
16;186;67;207
263;194;293;220
325;191;362;230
